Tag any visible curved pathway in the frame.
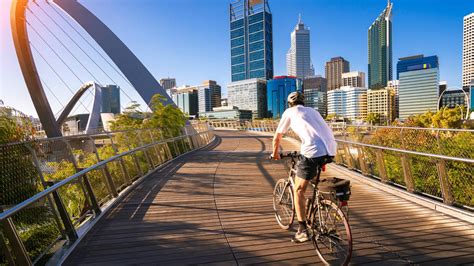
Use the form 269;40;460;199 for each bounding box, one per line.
65;130;474;265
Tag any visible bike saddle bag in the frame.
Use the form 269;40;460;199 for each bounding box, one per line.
317;177;351;201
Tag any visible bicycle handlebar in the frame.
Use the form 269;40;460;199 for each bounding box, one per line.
269;151;300;160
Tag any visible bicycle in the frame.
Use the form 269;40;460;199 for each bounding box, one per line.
272;151;353;266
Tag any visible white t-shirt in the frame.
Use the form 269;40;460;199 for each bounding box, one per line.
276;105;337;158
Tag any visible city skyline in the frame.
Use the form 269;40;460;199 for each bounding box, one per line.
0;0;471;116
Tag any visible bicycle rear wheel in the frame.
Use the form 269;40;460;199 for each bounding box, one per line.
273;178;294;230
311;199;352;265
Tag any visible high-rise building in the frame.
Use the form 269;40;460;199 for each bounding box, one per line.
286;15;314;79
463;13;474;89
227;78;267;118
367;88;396;125
397;55;439;78
342;71;366;88
398;55;440;120
387;80;399;118
200;106;253;120
327;86;367;121
230;0;273;82
101;85;120;114
368;1;393;89
267;76;303;118
197;80;221;115
325;57;350;91
159;78;176;90
470;82;474;117
303;76;327;117
171;86;199;117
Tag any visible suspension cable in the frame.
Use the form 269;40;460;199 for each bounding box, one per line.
29;41;90;113
44;1;143;109
34;2;121;88
38;77;65;111
27;8;105;86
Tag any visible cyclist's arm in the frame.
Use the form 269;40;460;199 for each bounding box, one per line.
272;133;283;160
272;111;291;160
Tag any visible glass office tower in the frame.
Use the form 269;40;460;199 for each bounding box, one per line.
397;55;439;120
368;1;393;89
101;85;120;114
266;76;302;118
230;0;273;82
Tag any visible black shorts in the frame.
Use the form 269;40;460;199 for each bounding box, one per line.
296;155;334;180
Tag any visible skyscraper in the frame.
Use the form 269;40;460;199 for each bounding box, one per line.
327;86;367;121
230;0;273;82
368;1;393;89
101;85;120;114
398;55;439;120
286;15;314;79
325;57;350;91
463;13;474;88
227;78;267;118
342;71;366;88
267;76;302;118
367;87;396;125
198;80;222;115
171;86;198;117
159;78;176;90
303;76;327;117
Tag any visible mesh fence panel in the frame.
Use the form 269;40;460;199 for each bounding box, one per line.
10;197;62;264
409;155;442;198
446;161;474;207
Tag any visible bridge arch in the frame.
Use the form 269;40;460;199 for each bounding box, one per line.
11;0;172;138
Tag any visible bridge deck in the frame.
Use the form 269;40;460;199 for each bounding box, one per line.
65;130;474;265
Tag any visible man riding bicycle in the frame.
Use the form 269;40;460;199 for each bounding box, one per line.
271;91;337;243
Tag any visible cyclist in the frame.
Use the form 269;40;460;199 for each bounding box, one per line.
271;91;337;243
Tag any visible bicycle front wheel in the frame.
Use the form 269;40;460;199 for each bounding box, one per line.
273;178;294;230
311;199;352;266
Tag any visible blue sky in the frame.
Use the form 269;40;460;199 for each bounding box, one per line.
0;0;472;116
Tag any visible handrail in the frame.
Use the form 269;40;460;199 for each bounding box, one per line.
0;130;210;222
336;139;474;164
335;124;474;133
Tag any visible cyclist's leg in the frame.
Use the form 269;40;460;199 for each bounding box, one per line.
294;176;310;230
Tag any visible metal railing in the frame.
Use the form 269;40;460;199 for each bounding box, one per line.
0;123;214;265
208;120;474;211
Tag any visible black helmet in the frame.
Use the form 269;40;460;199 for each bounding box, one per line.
287;91;305;106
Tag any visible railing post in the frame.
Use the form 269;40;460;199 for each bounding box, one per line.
147;129;165;164
357;146;369;175
0;231;16;265
25;143;67;238
400;154;415;193
86;138;118;197
123;133;144;177
160;132;173;159
136;131;155;169
106;134;132;184
376;149;389;183
1;214;32;265
64;139;102;215
344;144;354;169
49;183;79;241
436;159;454;205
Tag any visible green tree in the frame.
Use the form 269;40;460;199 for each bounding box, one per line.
109;102;144;131
144;94;187;138
366;113;381;125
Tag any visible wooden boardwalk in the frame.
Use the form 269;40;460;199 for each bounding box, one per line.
65;130;474;265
